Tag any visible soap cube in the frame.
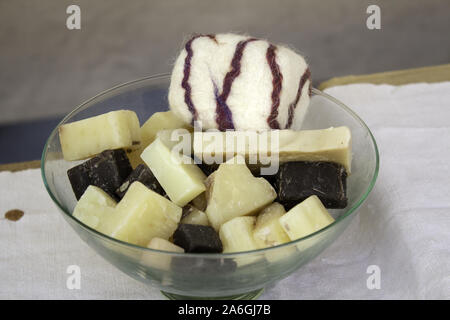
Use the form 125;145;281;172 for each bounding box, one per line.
106;182;182;246
279;195;335;240
156;129;192;153
173;224;222;253
219;216;258;253
67;149;132;200
59;110;141;160
72;185;116;231
141;138;206;206
181;205;210;226
126;111;192;168
140;111;191;148
66;164;90;201
253;202;290;248
140;237;184;271
147;237;184;253
115;164;165;199
205;159;277;230
275;161;347;209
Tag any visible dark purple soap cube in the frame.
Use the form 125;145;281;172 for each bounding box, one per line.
275;161;347;209
67;149;132;200
67;164;90;200
115;164;165;199
173;224;223;253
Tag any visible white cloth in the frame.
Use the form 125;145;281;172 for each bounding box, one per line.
1;82;449;299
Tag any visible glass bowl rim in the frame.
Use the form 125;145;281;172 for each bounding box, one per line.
41;73;380;258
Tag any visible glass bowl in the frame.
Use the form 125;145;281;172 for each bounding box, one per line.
41;74;379;299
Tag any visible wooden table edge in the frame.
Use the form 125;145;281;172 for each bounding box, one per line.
0;160;41;172
318;63;450;90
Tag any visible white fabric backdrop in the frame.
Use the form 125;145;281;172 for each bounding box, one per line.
1;82;449;299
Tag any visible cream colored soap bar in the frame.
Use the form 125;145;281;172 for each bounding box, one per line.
141;237;184;270
59;110;141;161
205;158;277;230
127;111;192;168
106;182;182;246
141;111;191;148
279;195;335;240
147;237;184;253
253;202;290;248
181;205;210;226
194;126;352;173
156;129;193;152
141;138;206;207
72;185;116;231
219;216;258;253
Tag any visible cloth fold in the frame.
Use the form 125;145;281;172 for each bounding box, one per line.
1;82;449;299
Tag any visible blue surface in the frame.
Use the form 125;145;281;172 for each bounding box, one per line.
0;86;168;164
0;117;62;164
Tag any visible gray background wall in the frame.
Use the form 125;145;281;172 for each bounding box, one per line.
1;0;450;125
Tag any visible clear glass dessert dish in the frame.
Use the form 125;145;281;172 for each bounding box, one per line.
41;74;379;300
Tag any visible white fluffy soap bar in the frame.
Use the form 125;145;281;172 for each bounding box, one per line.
169;33;311;131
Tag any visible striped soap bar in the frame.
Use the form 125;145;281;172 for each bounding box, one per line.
168;33;311;131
